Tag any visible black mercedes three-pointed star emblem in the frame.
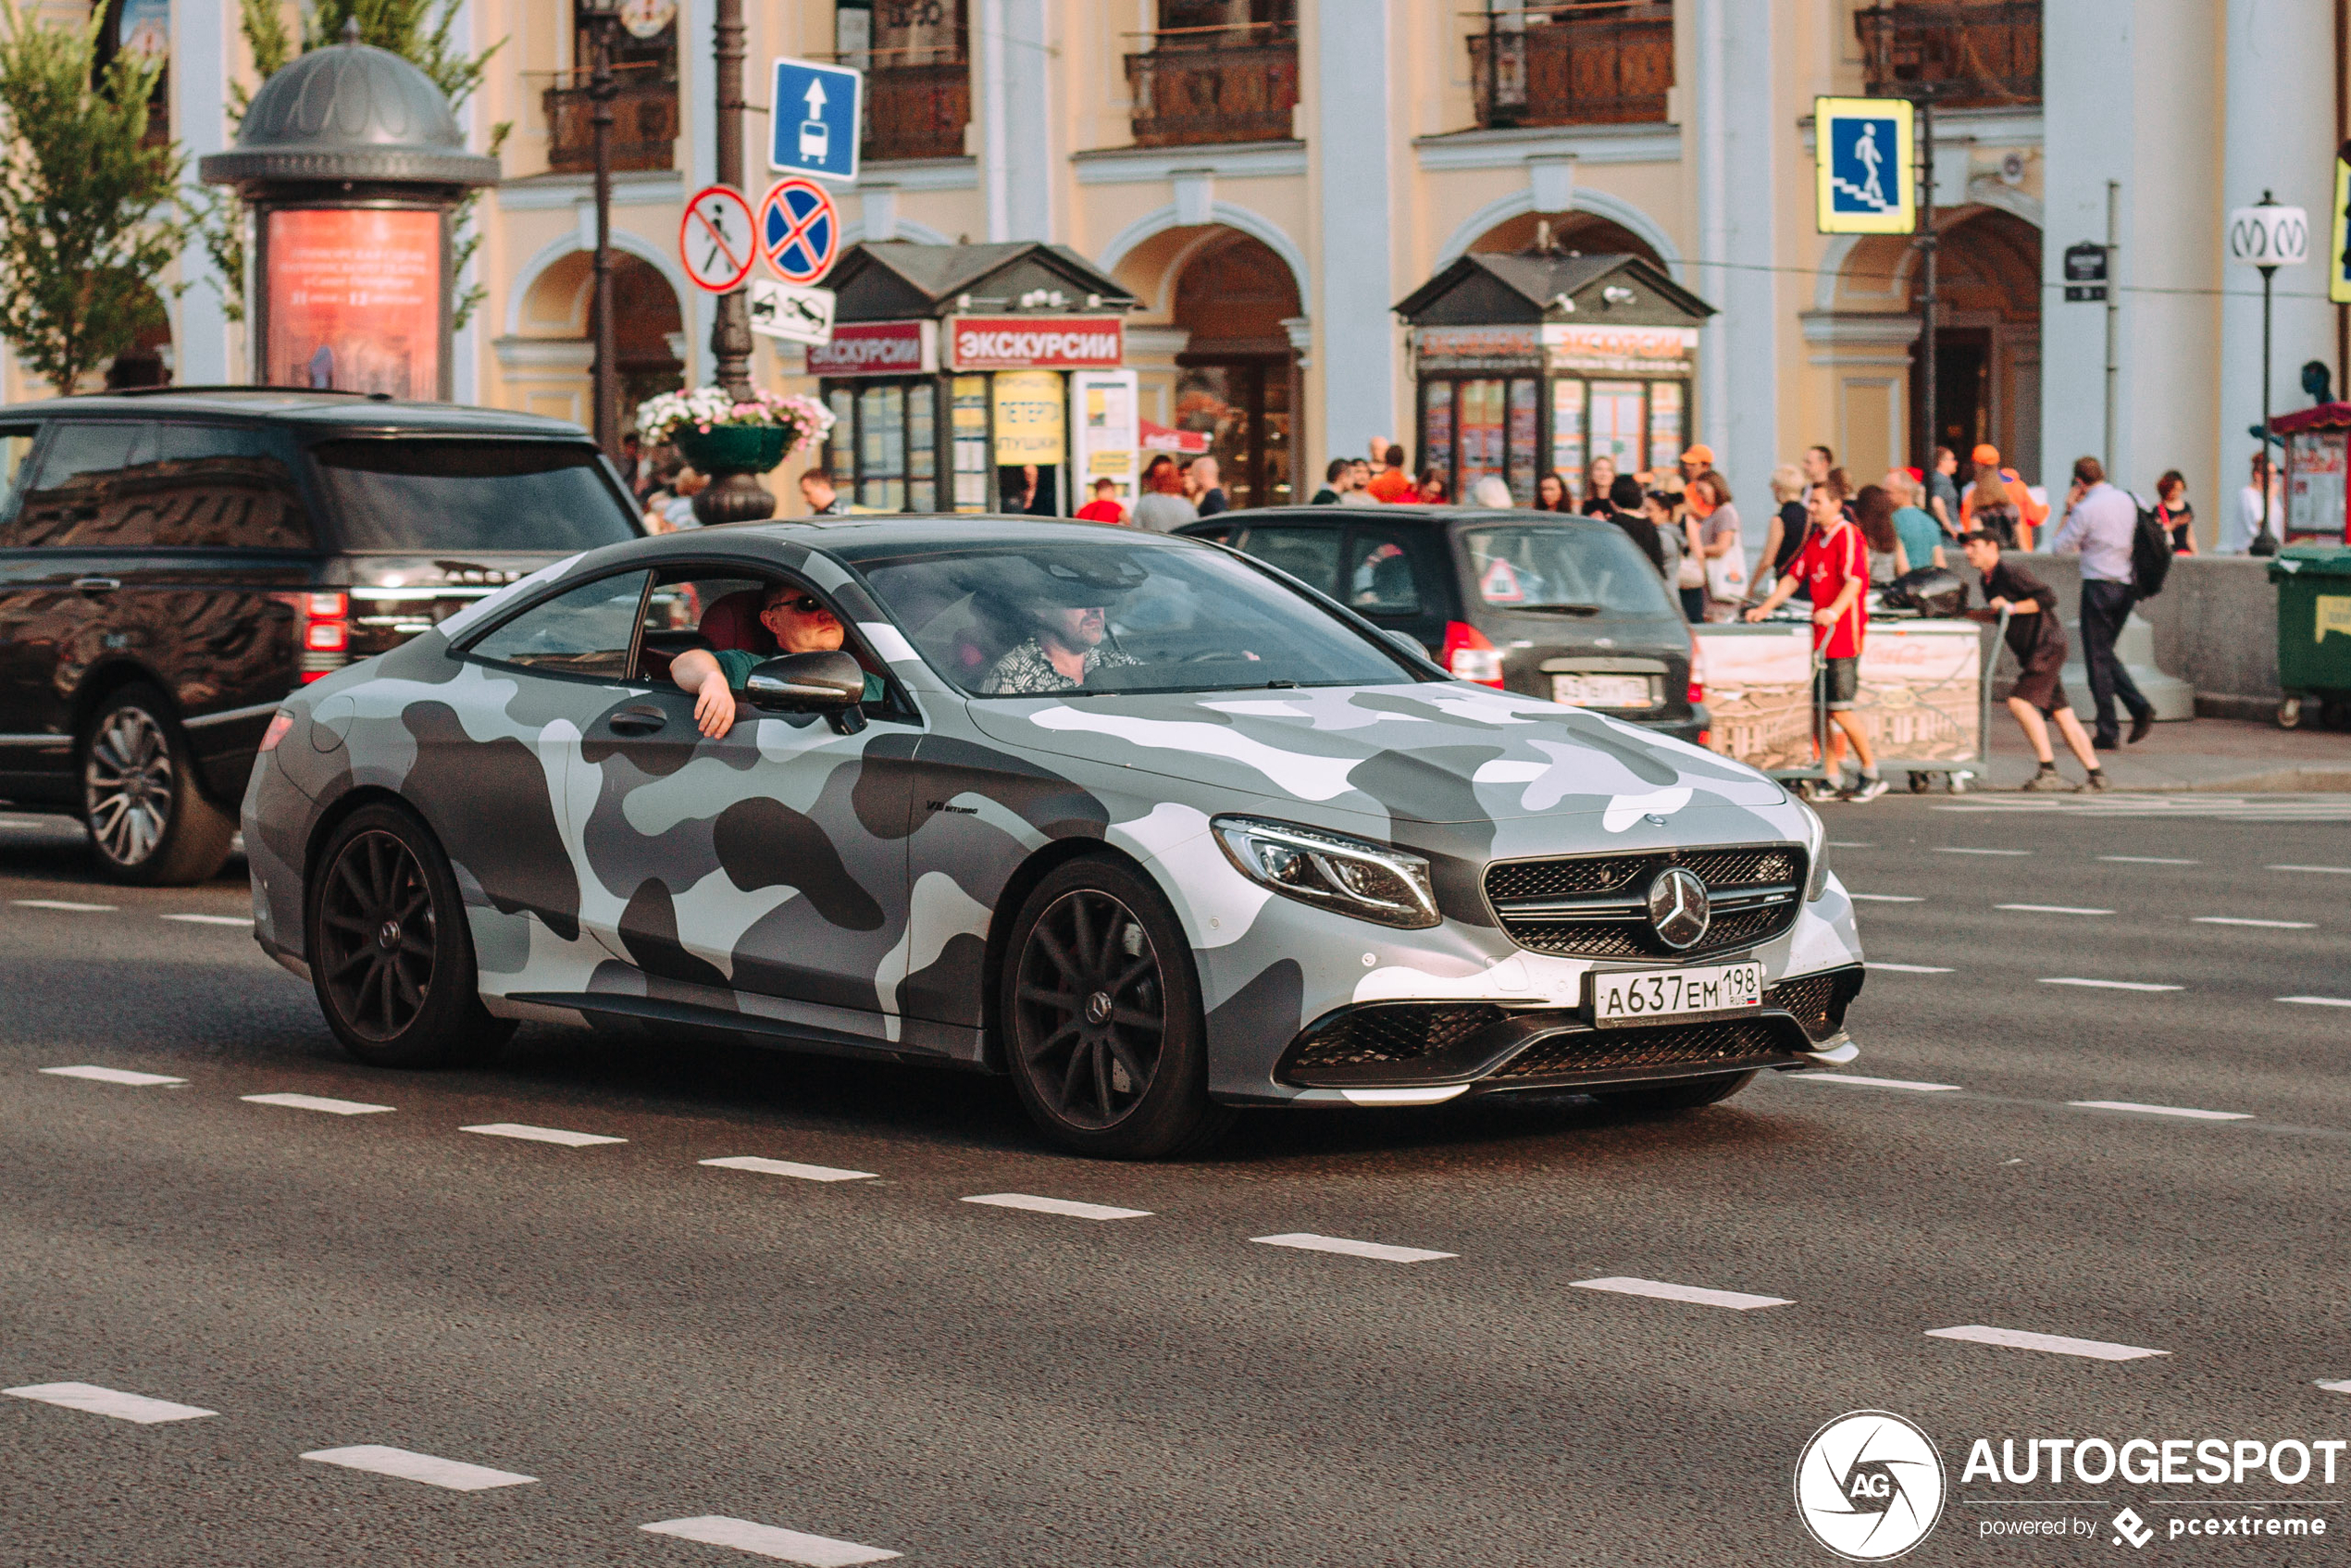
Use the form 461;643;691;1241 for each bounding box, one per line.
1645;866;1711;951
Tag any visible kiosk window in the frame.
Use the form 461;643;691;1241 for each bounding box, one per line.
820;382;941;514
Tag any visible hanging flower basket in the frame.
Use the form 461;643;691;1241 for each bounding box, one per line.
636;387;833;475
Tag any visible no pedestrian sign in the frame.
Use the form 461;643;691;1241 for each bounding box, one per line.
1814;96;1915;236
770;56;862;183
678;185;756;293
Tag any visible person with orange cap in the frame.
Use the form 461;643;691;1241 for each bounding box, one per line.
1678;444;1714;488
1958;443;2047;549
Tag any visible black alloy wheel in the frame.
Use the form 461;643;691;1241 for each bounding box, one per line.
307;802;513;1069
80;686;235;886
1001;856;1230;1159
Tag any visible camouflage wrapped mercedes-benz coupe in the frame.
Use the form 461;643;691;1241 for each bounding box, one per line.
243;517;1864;1158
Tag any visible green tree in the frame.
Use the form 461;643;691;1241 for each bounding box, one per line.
200;0;507;329
0;0;184;393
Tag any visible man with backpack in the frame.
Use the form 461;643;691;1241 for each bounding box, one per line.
2049;455;2155;749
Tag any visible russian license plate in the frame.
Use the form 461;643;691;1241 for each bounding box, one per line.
1552;673;1656;709
1589;960;1765;1026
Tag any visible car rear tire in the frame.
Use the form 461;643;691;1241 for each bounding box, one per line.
306;802;515;1070
1593;1070;1756;1114
1000;855;1233;1160
81;685;236;887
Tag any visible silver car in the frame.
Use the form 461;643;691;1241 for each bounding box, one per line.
243;517;1865;1158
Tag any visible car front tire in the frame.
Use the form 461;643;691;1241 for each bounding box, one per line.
1000;855;1232;1160
306;802;514;1070
81;685;236;887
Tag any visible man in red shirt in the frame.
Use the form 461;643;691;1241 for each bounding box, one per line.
1746;473;1885;802
1075;476;1127;525
1365;442;1416;504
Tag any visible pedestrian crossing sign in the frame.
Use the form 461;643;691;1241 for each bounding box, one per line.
1815;96;1915;235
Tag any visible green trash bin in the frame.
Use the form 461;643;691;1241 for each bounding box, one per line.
2269;543;2351;728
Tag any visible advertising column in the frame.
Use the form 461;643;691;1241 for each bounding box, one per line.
945;315;1126;516
264;209;445;400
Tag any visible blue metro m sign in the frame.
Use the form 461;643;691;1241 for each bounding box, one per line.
769;56;863;184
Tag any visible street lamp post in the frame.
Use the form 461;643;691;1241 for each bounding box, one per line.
580;0;622;461
690;0;773;522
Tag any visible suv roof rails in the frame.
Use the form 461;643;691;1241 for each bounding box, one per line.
79;385;384;399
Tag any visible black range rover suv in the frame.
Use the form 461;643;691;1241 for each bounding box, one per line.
0;391;642;884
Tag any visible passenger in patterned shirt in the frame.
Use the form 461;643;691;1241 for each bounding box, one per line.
982;604;1141;694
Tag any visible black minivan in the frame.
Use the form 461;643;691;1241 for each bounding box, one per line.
0;390;643;885
1180;505;1709;742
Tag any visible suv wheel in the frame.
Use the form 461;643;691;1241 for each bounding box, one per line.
81;686;235;886
306;802;514;1069
1000;856;1233;1160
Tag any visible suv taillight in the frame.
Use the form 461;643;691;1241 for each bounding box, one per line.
1441;620;1505;687
299;591;349;682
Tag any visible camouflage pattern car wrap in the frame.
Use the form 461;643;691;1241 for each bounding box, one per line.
245;522;1864;1108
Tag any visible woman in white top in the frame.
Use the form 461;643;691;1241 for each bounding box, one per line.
2224;450;2279;554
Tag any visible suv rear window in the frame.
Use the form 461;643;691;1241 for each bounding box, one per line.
310;439;639;553
1461;524;1677;617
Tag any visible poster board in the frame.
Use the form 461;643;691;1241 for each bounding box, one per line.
1696;624;1818;775
1071;369;1139;509
264;208;441;401
2285;427;2348;542
1850;622;1984;765
991;370;1065;467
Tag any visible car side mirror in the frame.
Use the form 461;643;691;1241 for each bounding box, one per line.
743;650;867;734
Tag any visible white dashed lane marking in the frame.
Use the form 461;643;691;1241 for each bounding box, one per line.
1937;847;2031;856
2069;1101;2252;1122
242;1092;393;1116
1571;1276;1791;1311
12;900;114;912
1794;1074;1961;1092
641;1516;902;1564
301;1445;537;1490
161;913;253;927
2101;855;2199;865
1865;963;1952;973
2038;977;2183;992
1998;904;2113;915
1925;1325;2168;1362
1828;840;1874;848
2270;864;2351;875
40;1064;185;1086
5;1382;217;1424
2196;916;2316;928
459;1123;625;1148
1849;893;1923;902
703;1156;877;1182
962;1193;1150;1221
1251;1233;1455;1264
2279;996;2351;1008
2319;1380;2351;1395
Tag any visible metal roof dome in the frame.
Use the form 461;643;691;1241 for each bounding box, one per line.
199;23;500;189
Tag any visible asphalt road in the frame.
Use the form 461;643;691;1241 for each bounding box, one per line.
5;794;2351;1566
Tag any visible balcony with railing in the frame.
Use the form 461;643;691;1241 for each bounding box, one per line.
1124;22;1300;148
1855;1;2042;108
541;64;678;174
1468;2;1673;130
865;55;972;162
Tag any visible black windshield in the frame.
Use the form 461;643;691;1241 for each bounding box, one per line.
310;439;640;553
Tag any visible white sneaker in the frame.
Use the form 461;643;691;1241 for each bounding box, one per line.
1841;776;1890;803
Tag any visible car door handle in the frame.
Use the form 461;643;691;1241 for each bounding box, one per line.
607;705;666;735
72;576;119;593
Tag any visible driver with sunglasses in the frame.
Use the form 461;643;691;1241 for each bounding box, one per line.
670;581;884;739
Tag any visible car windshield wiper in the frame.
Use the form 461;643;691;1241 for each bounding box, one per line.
1506;603;1605;616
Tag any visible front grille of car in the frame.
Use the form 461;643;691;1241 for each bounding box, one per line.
1490;1016;1805;1081
1482;844;1806;962
1284;1003;1508;1073
1762;966;1865;1043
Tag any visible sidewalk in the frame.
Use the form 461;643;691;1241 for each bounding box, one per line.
1953;714;2351;792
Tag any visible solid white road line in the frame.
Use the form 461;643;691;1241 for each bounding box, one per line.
1251;1233;1455;1264
1794;1073;1962;1092
1849;893;1924;902
459;1123;625;1148
1865;963;1954;973
5;1382;217;1424
1828;840;1874;848
2270;864;2351;875
1925;1325;2168;1362
2038;977;2183;992
641;1516;900;1565
2069;1101;2252;1122
160;913;253;927
2101;855;2200;865
12;899;115;912
2318;1380;2351;1395
1998;904;2114;915
2278;996;2351;1008
1937;847;2031;856
1571;1276;1791;1311
962;1192;1150;1221
702;1156;877;1182
300;1445;536;1490
242;1092;393;1115
40;1064;185;1086
2195;916;2316;928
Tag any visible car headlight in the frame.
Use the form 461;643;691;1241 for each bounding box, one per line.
1213;815;1440;929
1797;801;1830;901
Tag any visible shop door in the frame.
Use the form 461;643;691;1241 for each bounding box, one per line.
1173;360;1289;510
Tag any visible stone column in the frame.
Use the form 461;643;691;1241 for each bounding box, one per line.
1691;0;1777;505
1311;0;1396;468
173;0;233;383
